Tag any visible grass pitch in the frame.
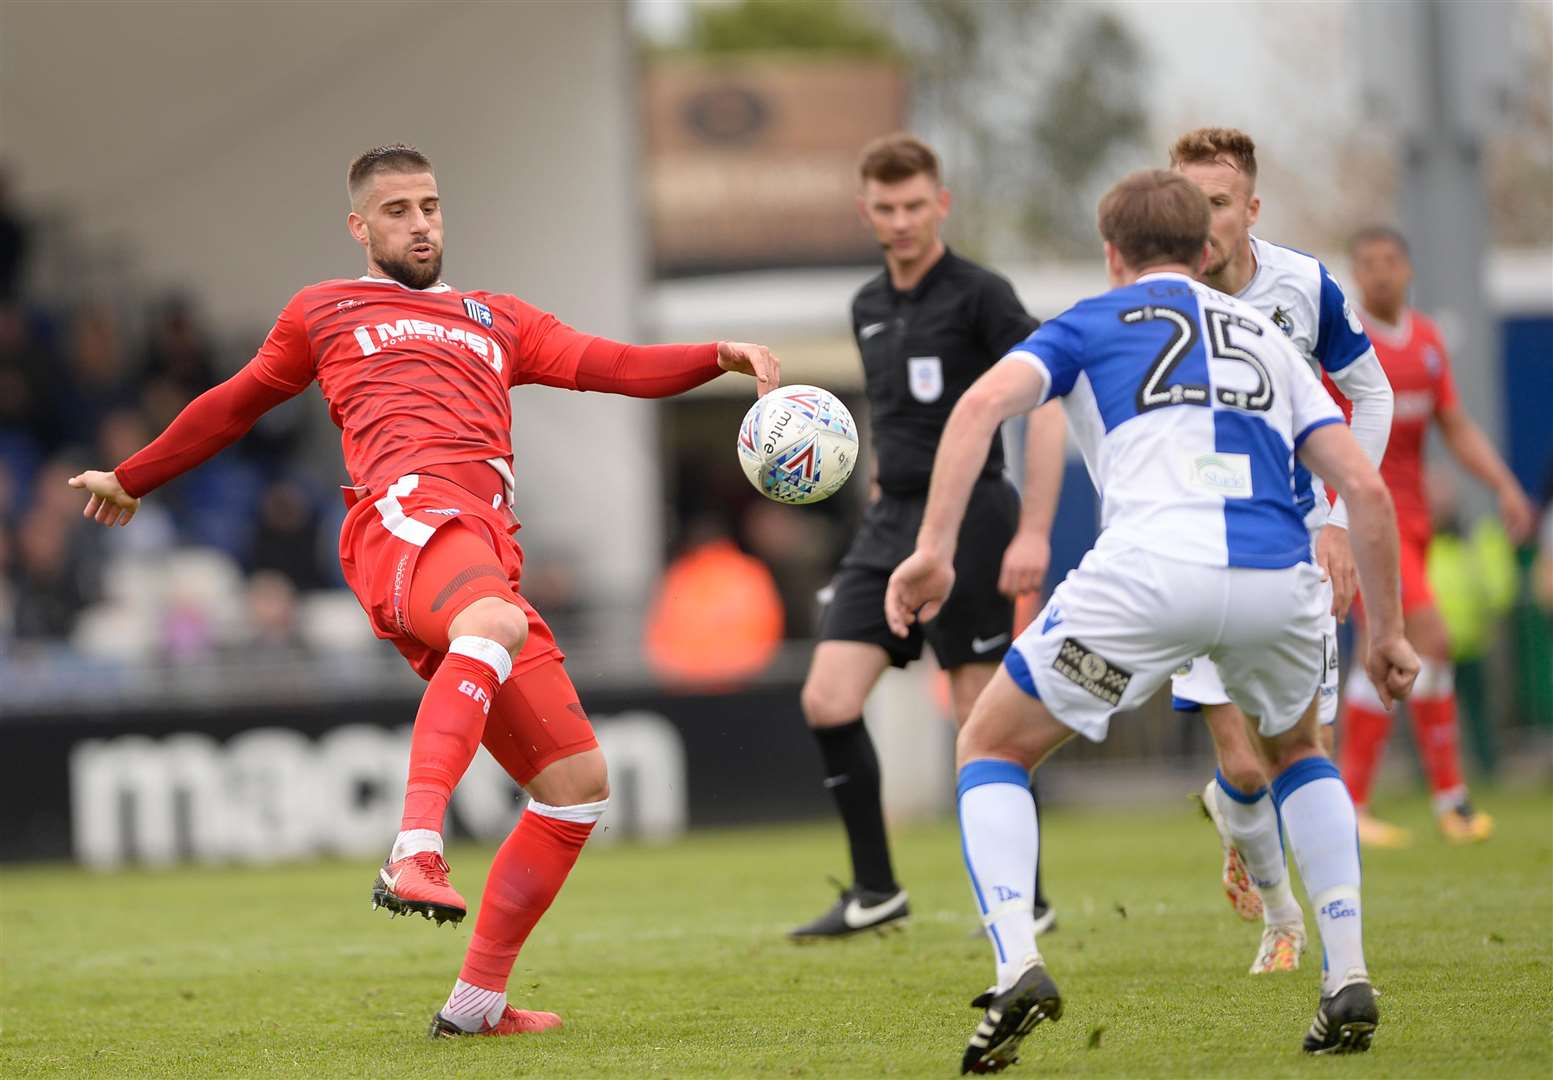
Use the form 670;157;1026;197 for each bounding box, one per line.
3;788;1550;1078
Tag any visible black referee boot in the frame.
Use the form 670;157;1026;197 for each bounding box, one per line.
789;881;909;940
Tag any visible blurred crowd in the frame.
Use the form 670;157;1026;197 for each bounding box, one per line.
0;176;367;666
0;176;814;681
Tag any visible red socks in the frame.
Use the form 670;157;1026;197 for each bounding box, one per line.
401;636;512;833
1410;693;1465;809
1340;660;1465;810
1338;699;1392;809
459;802;605;991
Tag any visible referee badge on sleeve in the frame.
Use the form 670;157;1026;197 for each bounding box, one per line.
908;356;943;403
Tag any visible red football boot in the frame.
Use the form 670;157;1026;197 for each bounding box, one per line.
428;1005;564;1038
370;851;466;925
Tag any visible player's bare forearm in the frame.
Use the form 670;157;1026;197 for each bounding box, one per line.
1017;400;1066;536
1300;425;1402;637
916;407;994;560
1438;405;1535;540
1438;406;1510;488
918;361;1047;558
1325;355;1392;529
1343;481;1403;638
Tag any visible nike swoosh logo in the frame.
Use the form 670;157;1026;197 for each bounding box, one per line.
380;868;402;892
843;891;908;929
859;321;888;341
971;633;1010;654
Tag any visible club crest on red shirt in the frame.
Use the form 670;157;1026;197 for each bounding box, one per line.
464;297;494;329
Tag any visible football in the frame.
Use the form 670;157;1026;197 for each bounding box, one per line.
736;384;858;505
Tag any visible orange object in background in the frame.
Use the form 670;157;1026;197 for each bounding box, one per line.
645;538;784;690
1013;592;1041;637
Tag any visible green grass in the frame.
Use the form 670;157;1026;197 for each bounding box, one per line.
3;789;1550;1078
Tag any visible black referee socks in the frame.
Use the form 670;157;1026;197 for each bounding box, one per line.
813;719;899;894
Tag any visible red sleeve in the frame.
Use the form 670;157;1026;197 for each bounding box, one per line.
499;295;720;397
1431;330;1459;415
114;364;300;497
249;293;316;393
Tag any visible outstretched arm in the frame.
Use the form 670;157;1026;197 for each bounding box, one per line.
1298;423;1419;708
1437;403;1535;543
70;365;299;527
999;401;1066;599
516;307;779;398
1318;352;1393;619
885;359;1049;636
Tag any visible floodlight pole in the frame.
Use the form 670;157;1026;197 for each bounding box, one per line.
1365;0;1512;518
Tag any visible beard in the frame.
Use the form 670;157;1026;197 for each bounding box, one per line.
1202;245;1231;278
373;243;443;289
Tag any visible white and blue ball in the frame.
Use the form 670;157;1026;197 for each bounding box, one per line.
736;384;858;505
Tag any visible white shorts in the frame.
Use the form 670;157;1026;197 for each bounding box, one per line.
1005;541;1328;742
1172;591;1339;725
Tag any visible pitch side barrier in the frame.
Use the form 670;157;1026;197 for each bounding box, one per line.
1;681;835;867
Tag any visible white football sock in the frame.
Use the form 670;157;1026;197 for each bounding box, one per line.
391;828;443;863
1272;757;1366;996
958;760;1041;993
442;978;506;1032
1214;772;1303;926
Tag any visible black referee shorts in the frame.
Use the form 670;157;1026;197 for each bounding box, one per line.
818;477;1019;670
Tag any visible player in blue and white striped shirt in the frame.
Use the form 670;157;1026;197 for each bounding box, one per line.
885;170;1417;1070
1022;128;1396;977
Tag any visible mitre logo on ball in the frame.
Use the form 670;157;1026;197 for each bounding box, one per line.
736;384;858;505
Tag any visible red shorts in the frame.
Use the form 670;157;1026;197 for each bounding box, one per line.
1354;531;1434;622
338;470;594;781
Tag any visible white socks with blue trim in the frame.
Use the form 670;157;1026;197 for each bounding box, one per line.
1272;756;1366;995
957;759;1042;992
1214;772;1303;927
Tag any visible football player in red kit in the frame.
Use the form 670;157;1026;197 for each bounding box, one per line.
68;144;780;1037
1333;226;1534;846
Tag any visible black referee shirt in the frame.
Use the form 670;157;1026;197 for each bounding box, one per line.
850;247;1039;496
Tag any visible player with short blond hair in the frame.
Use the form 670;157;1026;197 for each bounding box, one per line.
1022;127;1396;974
888;168;1413;1068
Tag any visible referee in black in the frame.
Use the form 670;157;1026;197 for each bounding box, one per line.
791;134;1064;939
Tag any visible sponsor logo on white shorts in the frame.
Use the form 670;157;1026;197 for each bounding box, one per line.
1053;638;1132;706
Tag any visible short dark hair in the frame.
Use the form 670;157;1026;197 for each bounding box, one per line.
1097;169;1211;270
1348;224;1410;259
347;144;434;205
1169;127;1258;185
858;133;940;185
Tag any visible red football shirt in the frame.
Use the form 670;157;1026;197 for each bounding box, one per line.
113;274;720;500
252;277;602;493
1338;308;1458;547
